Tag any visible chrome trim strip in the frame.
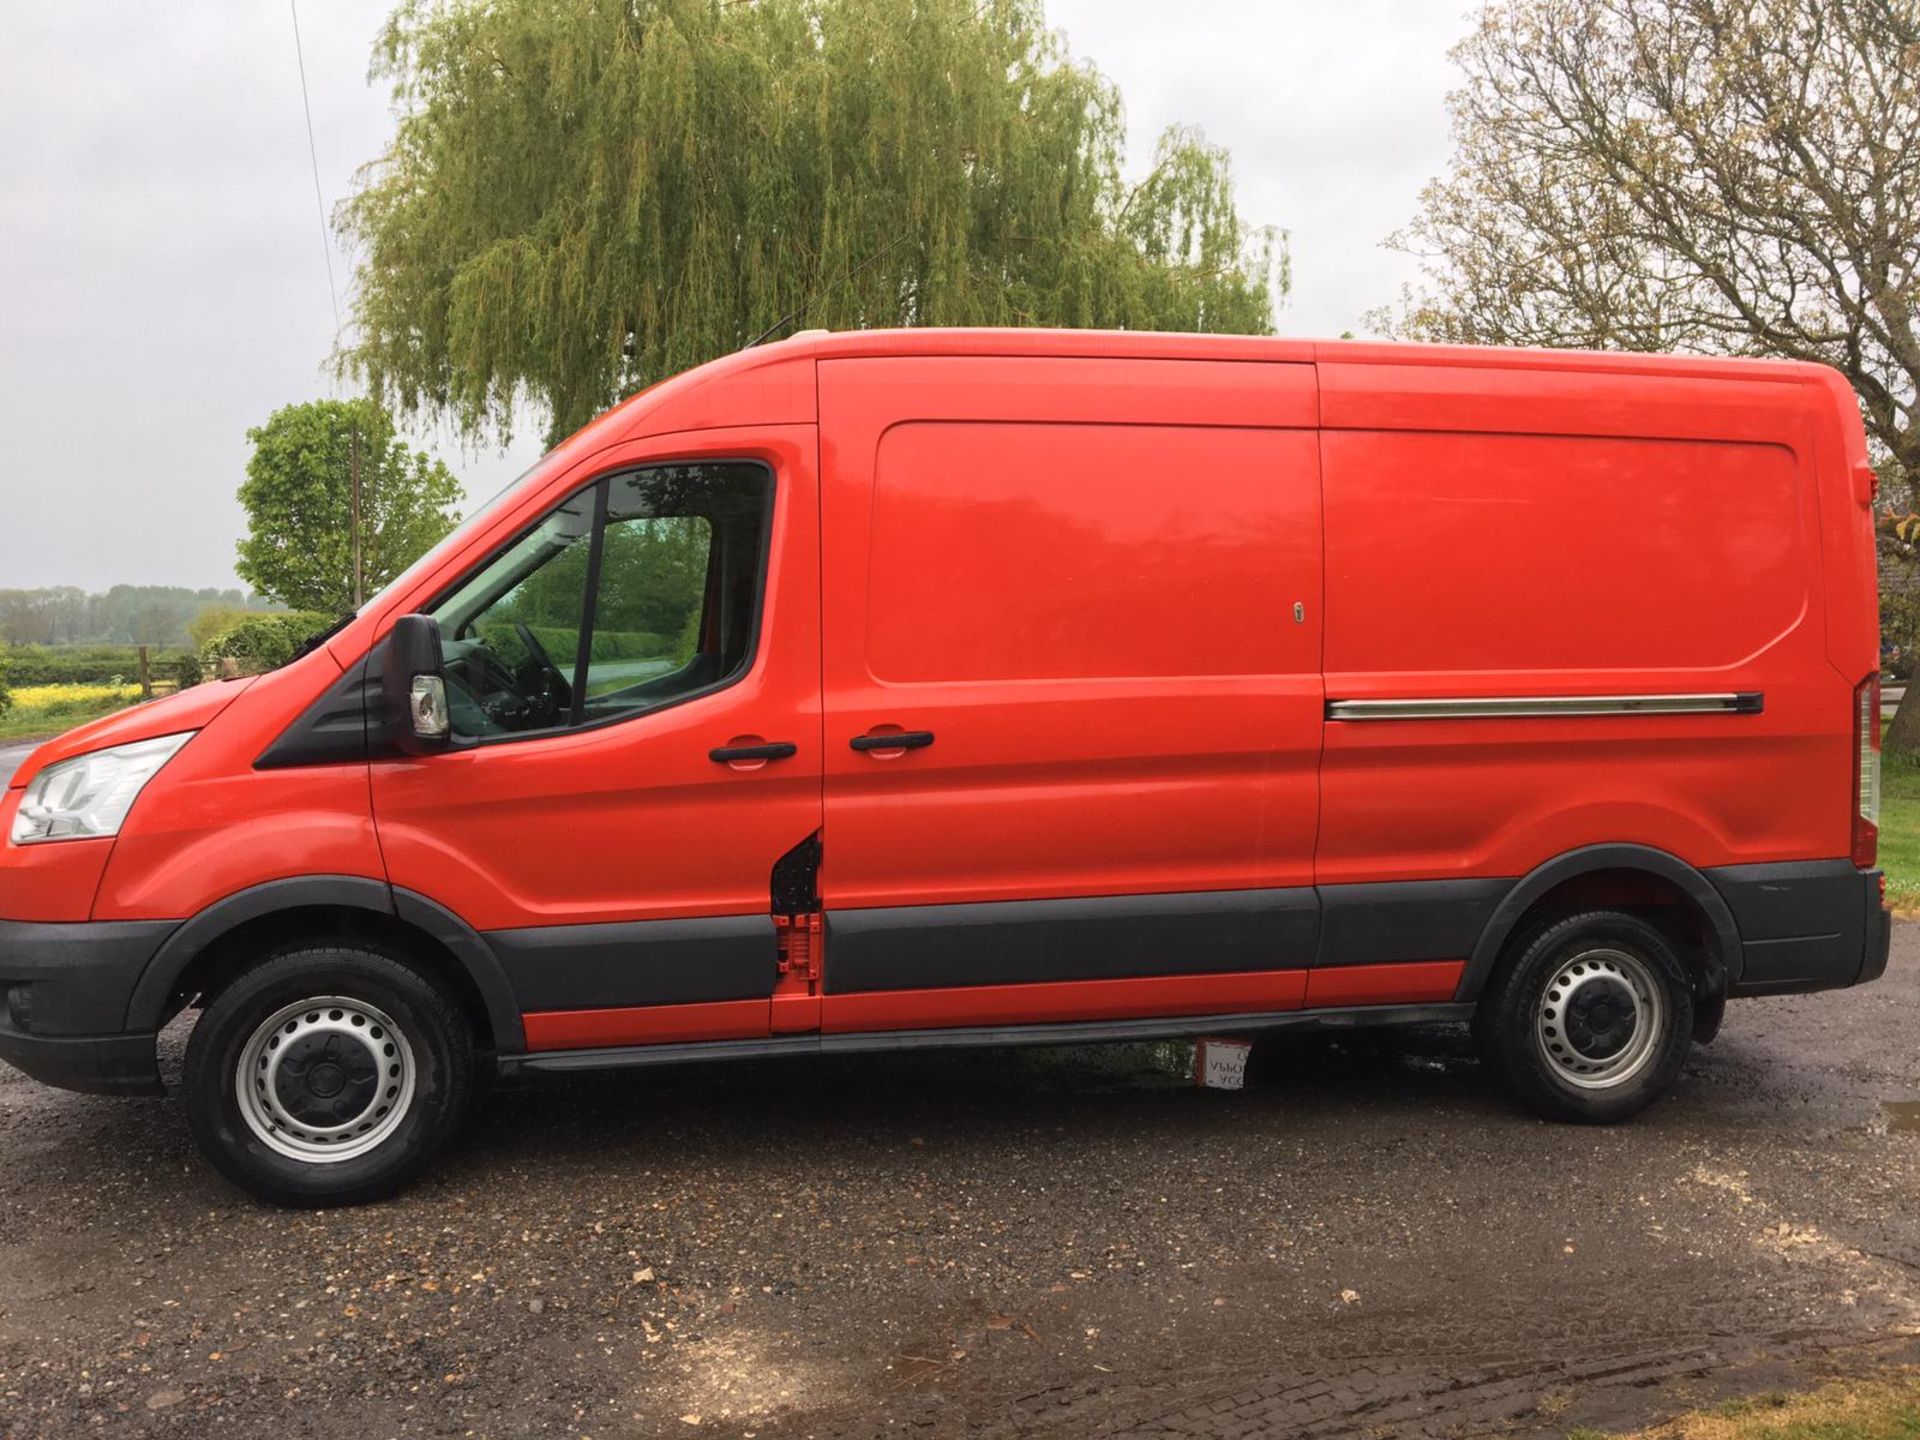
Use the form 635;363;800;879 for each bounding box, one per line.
1326;692;1763;721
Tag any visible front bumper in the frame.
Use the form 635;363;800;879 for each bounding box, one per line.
0;918;176;1095
1710;862;1891;997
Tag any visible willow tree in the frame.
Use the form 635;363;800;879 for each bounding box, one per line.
1380;0;1920;744
341;0;1282;445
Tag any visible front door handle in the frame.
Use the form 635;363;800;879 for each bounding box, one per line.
709;741;798;764
850;730;935;752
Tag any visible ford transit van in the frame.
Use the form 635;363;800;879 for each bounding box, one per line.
0;330;1889;1204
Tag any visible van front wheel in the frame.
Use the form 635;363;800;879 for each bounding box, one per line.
1480;911;1693;1123
182;945;474;1206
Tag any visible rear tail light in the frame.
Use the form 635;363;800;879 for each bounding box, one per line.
1855;673;1881;868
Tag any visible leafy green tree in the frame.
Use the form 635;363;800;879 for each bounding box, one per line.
186;603;254;652
592;518;709;637
343;0;1284;444
1379;0;1920;746
198;612;340;675
0;587;89;646
236;399;463;615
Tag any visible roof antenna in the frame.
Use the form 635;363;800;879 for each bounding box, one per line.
744;233;910;349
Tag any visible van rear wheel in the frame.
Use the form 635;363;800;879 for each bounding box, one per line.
182;944;474;1206
1480;910;1693;1123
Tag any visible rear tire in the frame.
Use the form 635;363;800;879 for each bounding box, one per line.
1479;910;1693;1123
182;943;474;1206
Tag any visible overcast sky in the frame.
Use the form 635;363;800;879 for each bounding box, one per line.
0;2;1466;594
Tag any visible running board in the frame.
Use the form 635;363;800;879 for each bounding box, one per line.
498;1002;1475;1078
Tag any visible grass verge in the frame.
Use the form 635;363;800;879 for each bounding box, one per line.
1570;1373;1920;1439
1882;746;1920;911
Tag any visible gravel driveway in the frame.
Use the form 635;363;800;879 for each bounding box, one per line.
0;928;1917;1437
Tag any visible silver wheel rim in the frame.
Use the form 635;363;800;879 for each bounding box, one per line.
235;995;417;1163
1534;947;1666;1091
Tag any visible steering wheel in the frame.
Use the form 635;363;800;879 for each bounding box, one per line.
443;636;526;726
513;620;574;715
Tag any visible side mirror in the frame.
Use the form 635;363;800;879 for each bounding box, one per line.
381;614;451;756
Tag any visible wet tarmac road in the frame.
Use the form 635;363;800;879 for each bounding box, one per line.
0;930;1916;1438
0;743;36;790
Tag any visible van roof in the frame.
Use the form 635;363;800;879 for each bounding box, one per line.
763;325;1828;384
586;325;1844;453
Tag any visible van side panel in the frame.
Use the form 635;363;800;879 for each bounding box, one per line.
1325;432;1806;674
1316;361;1847;936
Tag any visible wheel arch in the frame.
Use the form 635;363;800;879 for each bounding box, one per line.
127;877;525;1056
1457;844;1744;1005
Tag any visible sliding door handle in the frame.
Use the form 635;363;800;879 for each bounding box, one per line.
850;730;935;752
709;741;798;764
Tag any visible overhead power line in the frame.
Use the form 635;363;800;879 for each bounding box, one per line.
288;0;341;336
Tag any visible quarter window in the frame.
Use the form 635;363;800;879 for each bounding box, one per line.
427;462;772;739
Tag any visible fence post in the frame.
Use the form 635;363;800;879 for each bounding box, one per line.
137;645;151;699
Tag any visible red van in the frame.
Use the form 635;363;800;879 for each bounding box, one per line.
0;330;1889;1204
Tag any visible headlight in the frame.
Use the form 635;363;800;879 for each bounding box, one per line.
9;732;194;845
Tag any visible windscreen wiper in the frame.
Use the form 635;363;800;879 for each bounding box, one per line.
291;611;357;661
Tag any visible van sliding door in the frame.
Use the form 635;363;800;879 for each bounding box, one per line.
816;355;1324;1033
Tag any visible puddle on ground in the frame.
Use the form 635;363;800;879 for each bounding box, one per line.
1883;1100;1920;1135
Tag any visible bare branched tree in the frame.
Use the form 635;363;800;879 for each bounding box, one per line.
1382;0;1920;745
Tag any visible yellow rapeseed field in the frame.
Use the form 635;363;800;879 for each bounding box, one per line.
12;683;144;711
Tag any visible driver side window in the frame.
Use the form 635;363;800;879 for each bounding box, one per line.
425;462;772;740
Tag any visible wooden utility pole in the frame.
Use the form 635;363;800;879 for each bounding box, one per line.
349;422;364;609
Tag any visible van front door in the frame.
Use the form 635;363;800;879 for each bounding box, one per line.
369;430;822;1052
816;357;1323;1033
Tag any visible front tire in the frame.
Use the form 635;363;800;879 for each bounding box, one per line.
1479;910;1693;1123
182;944;474;1206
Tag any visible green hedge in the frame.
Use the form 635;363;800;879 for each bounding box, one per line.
0;657;10;718
6;643;146;663
199;612;337;673
475;621;667;663
587;628;669;661
0;646;197;686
